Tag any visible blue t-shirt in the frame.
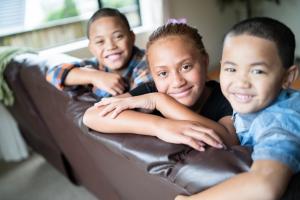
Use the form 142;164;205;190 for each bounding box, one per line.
233;89;300;173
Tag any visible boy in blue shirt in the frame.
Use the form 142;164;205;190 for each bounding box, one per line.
176;17;300;200
46;8;151;98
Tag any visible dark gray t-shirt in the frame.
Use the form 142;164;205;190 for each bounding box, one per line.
129;80;232;121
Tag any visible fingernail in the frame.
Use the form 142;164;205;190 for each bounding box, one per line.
216;143;223;149
199;147;205;152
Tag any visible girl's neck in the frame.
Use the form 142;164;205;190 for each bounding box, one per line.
191;86;211;113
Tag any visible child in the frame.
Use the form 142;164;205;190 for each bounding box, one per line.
175;17;300;200
83;21;239;150
46;8;152;98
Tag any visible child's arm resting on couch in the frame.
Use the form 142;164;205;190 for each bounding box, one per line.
175;159;292;200
83;104;224;151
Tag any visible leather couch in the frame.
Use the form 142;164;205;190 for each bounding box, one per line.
4;53;299;200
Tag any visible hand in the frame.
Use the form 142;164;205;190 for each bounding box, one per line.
175;195;189;200
91;71;127;96
94;93;157;118
156;119;224;151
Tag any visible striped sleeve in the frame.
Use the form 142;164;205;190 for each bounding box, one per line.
131;57;152;89
46;62;81;90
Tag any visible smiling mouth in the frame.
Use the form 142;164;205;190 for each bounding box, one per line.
170;87;193;98
232;93;254;103
105;52;122;61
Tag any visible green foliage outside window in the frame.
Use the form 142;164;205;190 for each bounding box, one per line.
101;0;136;8
46;0;79;22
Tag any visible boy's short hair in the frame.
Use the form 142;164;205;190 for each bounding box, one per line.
87;8;131;39
225;17;295;69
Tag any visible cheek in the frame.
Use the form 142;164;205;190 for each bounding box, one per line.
153;78;168;93
122;38;133;50
189;69;205;86
90;45;103;56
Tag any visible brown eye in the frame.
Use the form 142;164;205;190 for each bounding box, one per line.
158;71;167;77
181;64;192;72
251;69;265;75
96;40;104;45
115;34;124;40
224;67;235;72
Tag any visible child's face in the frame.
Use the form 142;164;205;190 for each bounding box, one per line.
147;36;207;107
220;34;287;114
88;16;135;70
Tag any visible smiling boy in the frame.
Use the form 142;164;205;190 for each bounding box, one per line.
46;8;152;98
176;17;300;200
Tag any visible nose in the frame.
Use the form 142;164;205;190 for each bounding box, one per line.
106;39;117;50
172;72;186;88
235;72;251;88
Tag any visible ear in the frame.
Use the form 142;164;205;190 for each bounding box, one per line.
282;65;299;89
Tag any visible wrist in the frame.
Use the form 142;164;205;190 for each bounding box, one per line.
90;70;104;86
152;92;169;110
151;117;170;137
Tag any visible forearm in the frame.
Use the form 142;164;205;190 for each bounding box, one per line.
83;105;163;136
154;93;232;145
177;160;292;200
64;67;99;86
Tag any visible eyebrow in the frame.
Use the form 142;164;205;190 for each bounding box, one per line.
153;58;194;69
222;61;269;67
222;61;237;66
249;61;269;67
92;30;124;39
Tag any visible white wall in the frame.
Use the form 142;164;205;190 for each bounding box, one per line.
166;0;237;69
257;0;300;58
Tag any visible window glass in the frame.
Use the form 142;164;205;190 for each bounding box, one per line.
0;0;141;50
101;0;141;27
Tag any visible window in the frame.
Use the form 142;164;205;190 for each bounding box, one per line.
0;0;141;50
100;0;141;27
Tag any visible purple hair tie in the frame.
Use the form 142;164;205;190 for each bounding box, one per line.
167;18;187;25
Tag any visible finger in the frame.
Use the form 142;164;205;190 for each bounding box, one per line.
119;77;128;88
180;135;205;151
113;84;125;95
175;195;187;200
94;98;111;107
183;129;223;149
191;125;224;145
197;141;205;147
106;88;118;96
110;106;127;119
98;104;117;117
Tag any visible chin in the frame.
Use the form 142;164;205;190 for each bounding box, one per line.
107;62;126;70
233;106;256;114
178;98;194;107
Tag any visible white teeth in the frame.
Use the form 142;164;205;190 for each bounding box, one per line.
234;93;252;102
106;53;121;61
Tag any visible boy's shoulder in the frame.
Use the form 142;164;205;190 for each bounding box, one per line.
251;89;300;132
264;89;300;113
